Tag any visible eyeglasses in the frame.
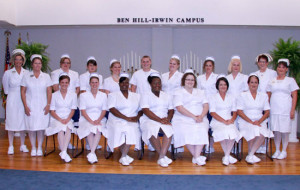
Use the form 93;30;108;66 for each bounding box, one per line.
185;79;195;81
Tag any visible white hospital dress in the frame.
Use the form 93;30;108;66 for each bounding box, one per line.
77;91;107;139
2;67;28;131
236;91;274;141
103;76;120;93
21;71;52;131
255;68;277;93
161;71;183;96
45;91;77;136
226;73;248;97
140;91;174;145
172;88;209;148
209;93;241;142
266;77;299;133
197;72;218;97
106;91;141;151
130;69;158;94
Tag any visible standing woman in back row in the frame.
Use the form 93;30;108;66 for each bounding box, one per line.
103;59;122;94
267;59;299;160
21;54;52;157
2;49;29;154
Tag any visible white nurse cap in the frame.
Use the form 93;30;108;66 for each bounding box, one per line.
216;74;226;80
61;54;70;59
249;72;258;77
184;69;194;74
87;56;96;62
278;58;290;66
89;72;99;79
171;54;180;61
12;49;25;56
110;59;119;66
30;54;42;62
149;72;161;78
255;53;273;63
120;73;129;78
231;55;240;60
205;56;215;62
59;72;69;77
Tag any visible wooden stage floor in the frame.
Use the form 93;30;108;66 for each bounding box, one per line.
0;125;299;175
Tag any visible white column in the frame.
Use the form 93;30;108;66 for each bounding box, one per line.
289;111;299;142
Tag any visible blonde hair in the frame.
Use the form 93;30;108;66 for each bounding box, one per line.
170;58;180;65
10;53;26;66
228;58;242;73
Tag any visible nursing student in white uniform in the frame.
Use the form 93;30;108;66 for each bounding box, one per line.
103;59;121;94
226;56;248;98
106;73;142;166
266;59;299;160
45;73;77;163
209;76;241;166
79;56;104;94
237;74;273;164
2;49;29;154
172;70;209;166
21;54;52;157
51;54;79;150
197;56;218;153
130;55;158;151
254;53;277;154
140;72;174;167
161;55;184;153
77;73;107;164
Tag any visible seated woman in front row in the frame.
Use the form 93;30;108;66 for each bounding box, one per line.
106;73;142;166
140;72;174;167
209;75;241;166
45;73;77;162
237;74;273;164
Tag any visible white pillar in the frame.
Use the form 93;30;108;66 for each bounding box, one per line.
289;111;299;142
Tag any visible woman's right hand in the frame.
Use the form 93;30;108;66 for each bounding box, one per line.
160;117;171;125
24;106;31;116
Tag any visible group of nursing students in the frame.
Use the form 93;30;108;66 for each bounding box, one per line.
2;48;299;167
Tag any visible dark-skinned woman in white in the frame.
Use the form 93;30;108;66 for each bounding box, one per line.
266;59;299;160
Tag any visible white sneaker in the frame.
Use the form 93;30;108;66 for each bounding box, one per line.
222;156;230;166
59;151;66;160
20;145;29;153
245;155;254;164
192;157;206;166
157;158;168;167
67;143;75;150
64;153;72;163
148;144;156;152
272;151;281;159
36;149;43;156
126;155;134;164
8;146;14;155
252;155;261;163
87;153;97;164
199;156;207;162
119;157;130;166
228;155;237;164
31;149;37;157
164;156;173;165
277;151;287;160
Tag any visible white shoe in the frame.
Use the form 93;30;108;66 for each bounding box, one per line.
148;144;156;152
222;156;230;166
8;146;14;155
20;145;29;153
228;155;237;164
164;156;173;165
67;143;75;150
245;155;254;164
199;156;207;162
192;157;206;166
96;145;102;150
252;155;261;163
64;153;72;163
31;149;37;157
157;158;168;167
126;155;134;164
87;153;96;164
277;151;287;160
59;151;66;160
272;151;281;159
36;149;43;156
119;157;130;166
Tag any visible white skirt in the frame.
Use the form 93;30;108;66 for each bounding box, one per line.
211;121;242;142
270;114;292;133
140;119;173;145
172;119;209;148
238;119;274;141
45;119;74;136
106;119;141;152
77;119;106;139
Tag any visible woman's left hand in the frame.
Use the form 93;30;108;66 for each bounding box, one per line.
160;117;172;125
195;115;203;123
290;110;295;119
252;120;261;127
94;119;102;125
44;105;50;115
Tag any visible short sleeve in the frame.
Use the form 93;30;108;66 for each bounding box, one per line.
107;92;117;109
51;71;59;85
140;94;150;109
103;78;109;91
265;80;272;92
2;71;9;94
71;93;78;109
79;94;87;110
289;78;299;92
20;74;27;87
231;96;237;112
45;74;52;87
129;72;137;85
262;94;270;111
101;94;108;111
209;96;216;113
173;89;183;107
79;75;87;91
236;93;244;110
74;72;80;88
50;93;56;111
167;94;174;110
201;90;208;104
243;75;249;92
